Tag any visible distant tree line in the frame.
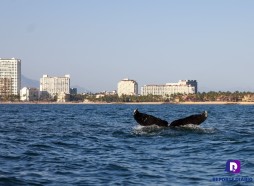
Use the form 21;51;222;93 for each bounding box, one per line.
171;91;252;102
1;91;254;103
83;94;166;103
71;91;254;103
0;95;20;102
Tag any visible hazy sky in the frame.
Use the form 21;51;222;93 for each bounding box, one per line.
1;0;254;92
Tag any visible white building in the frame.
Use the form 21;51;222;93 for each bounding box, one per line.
57;92;70;102
141;80;197;97
20;87;39;101
0;58;21;96
117;78;138;96
40;74;70;98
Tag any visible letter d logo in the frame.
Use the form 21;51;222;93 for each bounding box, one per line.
225;160;240;174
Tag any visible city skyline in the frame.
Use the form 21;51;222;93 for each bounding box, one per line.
1;1;254;92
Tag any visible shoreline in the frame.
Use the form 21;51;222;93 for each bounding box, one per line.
1;101;254;105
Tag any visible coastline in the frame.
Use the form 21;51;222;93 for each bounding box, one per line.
1;101;254;105
178;101;254;105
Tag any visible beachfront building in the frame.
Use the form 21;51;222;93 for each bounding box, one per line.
20;87;39;101
70;88;77;95
40;74;70;99
0;58;21;96
57;92;70;102
117;78;138;96
141;80;197;98
242;94;254;102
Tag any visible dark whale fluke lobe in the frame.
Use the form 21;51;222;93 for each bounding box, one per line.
133;109;208;128
169;111;208;127
133;109;168;127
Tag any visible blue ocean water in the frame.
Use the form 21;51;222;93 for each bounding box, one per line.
0;104;253;186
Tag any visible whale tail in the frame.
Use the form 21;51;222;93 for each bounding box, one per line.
133;109;208;128
169;111;208;128
133;109;168;127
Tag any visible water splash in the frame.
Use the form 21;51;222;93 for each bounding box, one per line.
132;125;166;135
173;124;218;134
132;124;218;136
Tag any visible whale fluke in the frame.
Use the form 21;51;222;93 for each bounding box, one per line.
169;111;208;127
133;109;208;128
133;109;168;127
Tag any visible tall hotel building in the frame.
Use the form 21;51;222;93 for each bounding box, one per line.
117;78;138;96
40;74;70;98
0;58;21;96
141;80;197;97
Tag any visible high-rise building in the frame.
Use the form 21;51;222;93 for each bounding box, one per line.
117;78;138;96
40;74;70;98
141;80;197;97
0;58;21;96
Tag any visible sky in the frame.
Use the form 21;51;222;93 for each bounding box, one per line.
1;0;254;92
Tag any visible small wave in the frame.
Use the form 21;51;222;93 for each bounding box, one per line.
112;130;134;139
0;176;38;186
105;163;130;172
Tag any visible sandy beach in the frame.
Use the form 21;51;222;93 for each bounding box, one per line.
179;101;254;105
1;101;254;105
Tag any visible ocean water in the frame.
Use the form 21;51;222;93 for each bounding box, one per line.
0;104;253;186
